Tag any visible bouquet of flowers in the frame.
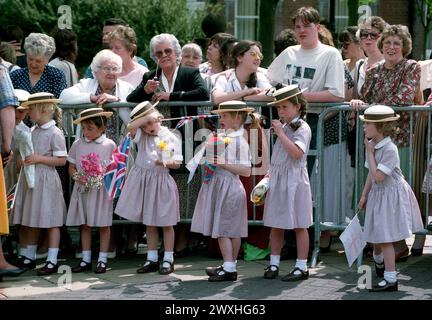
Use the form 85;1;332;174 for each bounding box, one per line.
73;152;105;193
250;177;270;206
151;130;177;166
203;133;231;184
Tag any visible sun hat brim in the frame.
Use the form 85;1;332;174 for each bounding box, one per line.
130;101;159;123
21;97;60;109
211;107;255;114
359;114;400;122
73;111;113;124
268;88;307;106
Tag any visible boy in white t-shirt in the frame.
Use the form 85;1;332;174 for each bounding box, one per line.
267;6;345;103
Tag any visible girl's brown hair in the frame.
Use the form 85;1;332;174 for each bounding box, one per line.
81;116;108;129
375;121;398;137
287;93;308;120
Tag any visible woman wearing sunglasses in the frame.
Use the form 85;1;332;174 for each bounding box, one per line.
350;16;388;100
127;33;209;105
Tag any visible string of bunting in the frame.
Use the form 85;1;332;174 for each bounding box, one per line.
162;114;219;129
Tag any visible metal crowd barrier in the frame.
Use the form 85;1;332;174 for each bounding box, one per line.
60;102;432;268
311;104;432;268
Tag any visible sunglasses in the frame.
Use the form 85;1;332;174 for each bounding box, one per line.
155;48;173;59
359;31;380;40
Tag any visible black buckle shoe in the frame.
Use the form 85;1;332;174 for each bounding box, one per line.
263;265;279;279
37;261;59;276
281;267;309;282
374;261;385;278
369;279;398;292
95;261;108;274
208;269;237;282
16;257;36;270
159;261;174;275
205;265;223;277
137;260;159;274
72;260;92;273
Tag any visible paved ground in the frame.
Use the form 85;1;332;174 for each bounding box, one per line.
1;235;431;301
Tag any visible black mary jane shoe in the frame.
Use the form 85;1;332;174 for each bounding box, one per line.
15;257;36;270
374;261;385;278
263;265;279;279
37;261;59;276
159;261;174;275
369;279;398;292
281;267;309;282
205;265;223;277
72;261;92;273
136;260;159;274
94;261;108;274
208;269;237;282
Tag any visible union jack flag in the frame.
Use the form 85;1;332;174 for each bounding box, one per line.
104;134;131;200
7;183;16;210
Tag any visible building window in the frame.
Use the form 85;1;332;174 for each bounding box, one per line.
233;0;260;40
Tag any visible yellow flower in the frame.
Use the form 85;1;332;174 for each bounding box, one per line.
158;140;168;151
223;137;231;145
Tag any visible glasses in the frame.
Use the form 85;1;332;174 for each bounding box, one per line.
359;30;380;40
98;66;120;74
155;48;173;59
249;51;263;60
383;40;402;48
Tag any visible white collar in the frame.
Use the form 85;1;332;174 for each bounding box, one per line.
85;134;107;144
290;116;300;124
374;137;391;149
226;126;244;138
37;120;56;129
227;69;245;91
161;66;179;93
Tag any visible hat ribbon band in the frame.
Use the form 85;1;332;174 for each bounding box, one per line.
364;113;397;120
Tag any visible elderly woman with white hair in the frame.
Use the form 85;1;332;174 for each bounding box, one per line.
60;49;134;134
127;33;208;104
10;33;67;97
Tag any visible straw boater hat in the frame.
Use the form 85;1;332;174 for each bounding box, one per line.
129;101;159;123
359;105;400;122
211;100;255;114
268;84;307;105
20;92;60;109
73;108;113;124
14;89;30;110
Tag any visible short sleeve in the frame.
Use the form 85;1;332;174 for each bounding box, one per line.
51;129;67;157
225;136;251;167
212;73;229;93
67;140;78;164
169;131;183;162
376;144;399;175
292;124;311;154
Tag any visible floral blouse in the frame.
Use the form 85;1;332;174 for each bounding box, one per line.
361;58;421;147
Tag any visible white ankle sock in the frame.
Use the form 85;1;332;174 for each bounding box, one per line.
384;271;397;283
223;261;236;272
26;245;37;261
19;247;27;258
294;259;308;275
82;250;91;264
163;251;174;263
47;248;59;266
98;252;108;264
269;255;280;271
147;250;158;262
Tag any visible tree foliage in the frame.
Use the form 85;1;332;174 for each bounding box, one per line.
0;0;208;72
